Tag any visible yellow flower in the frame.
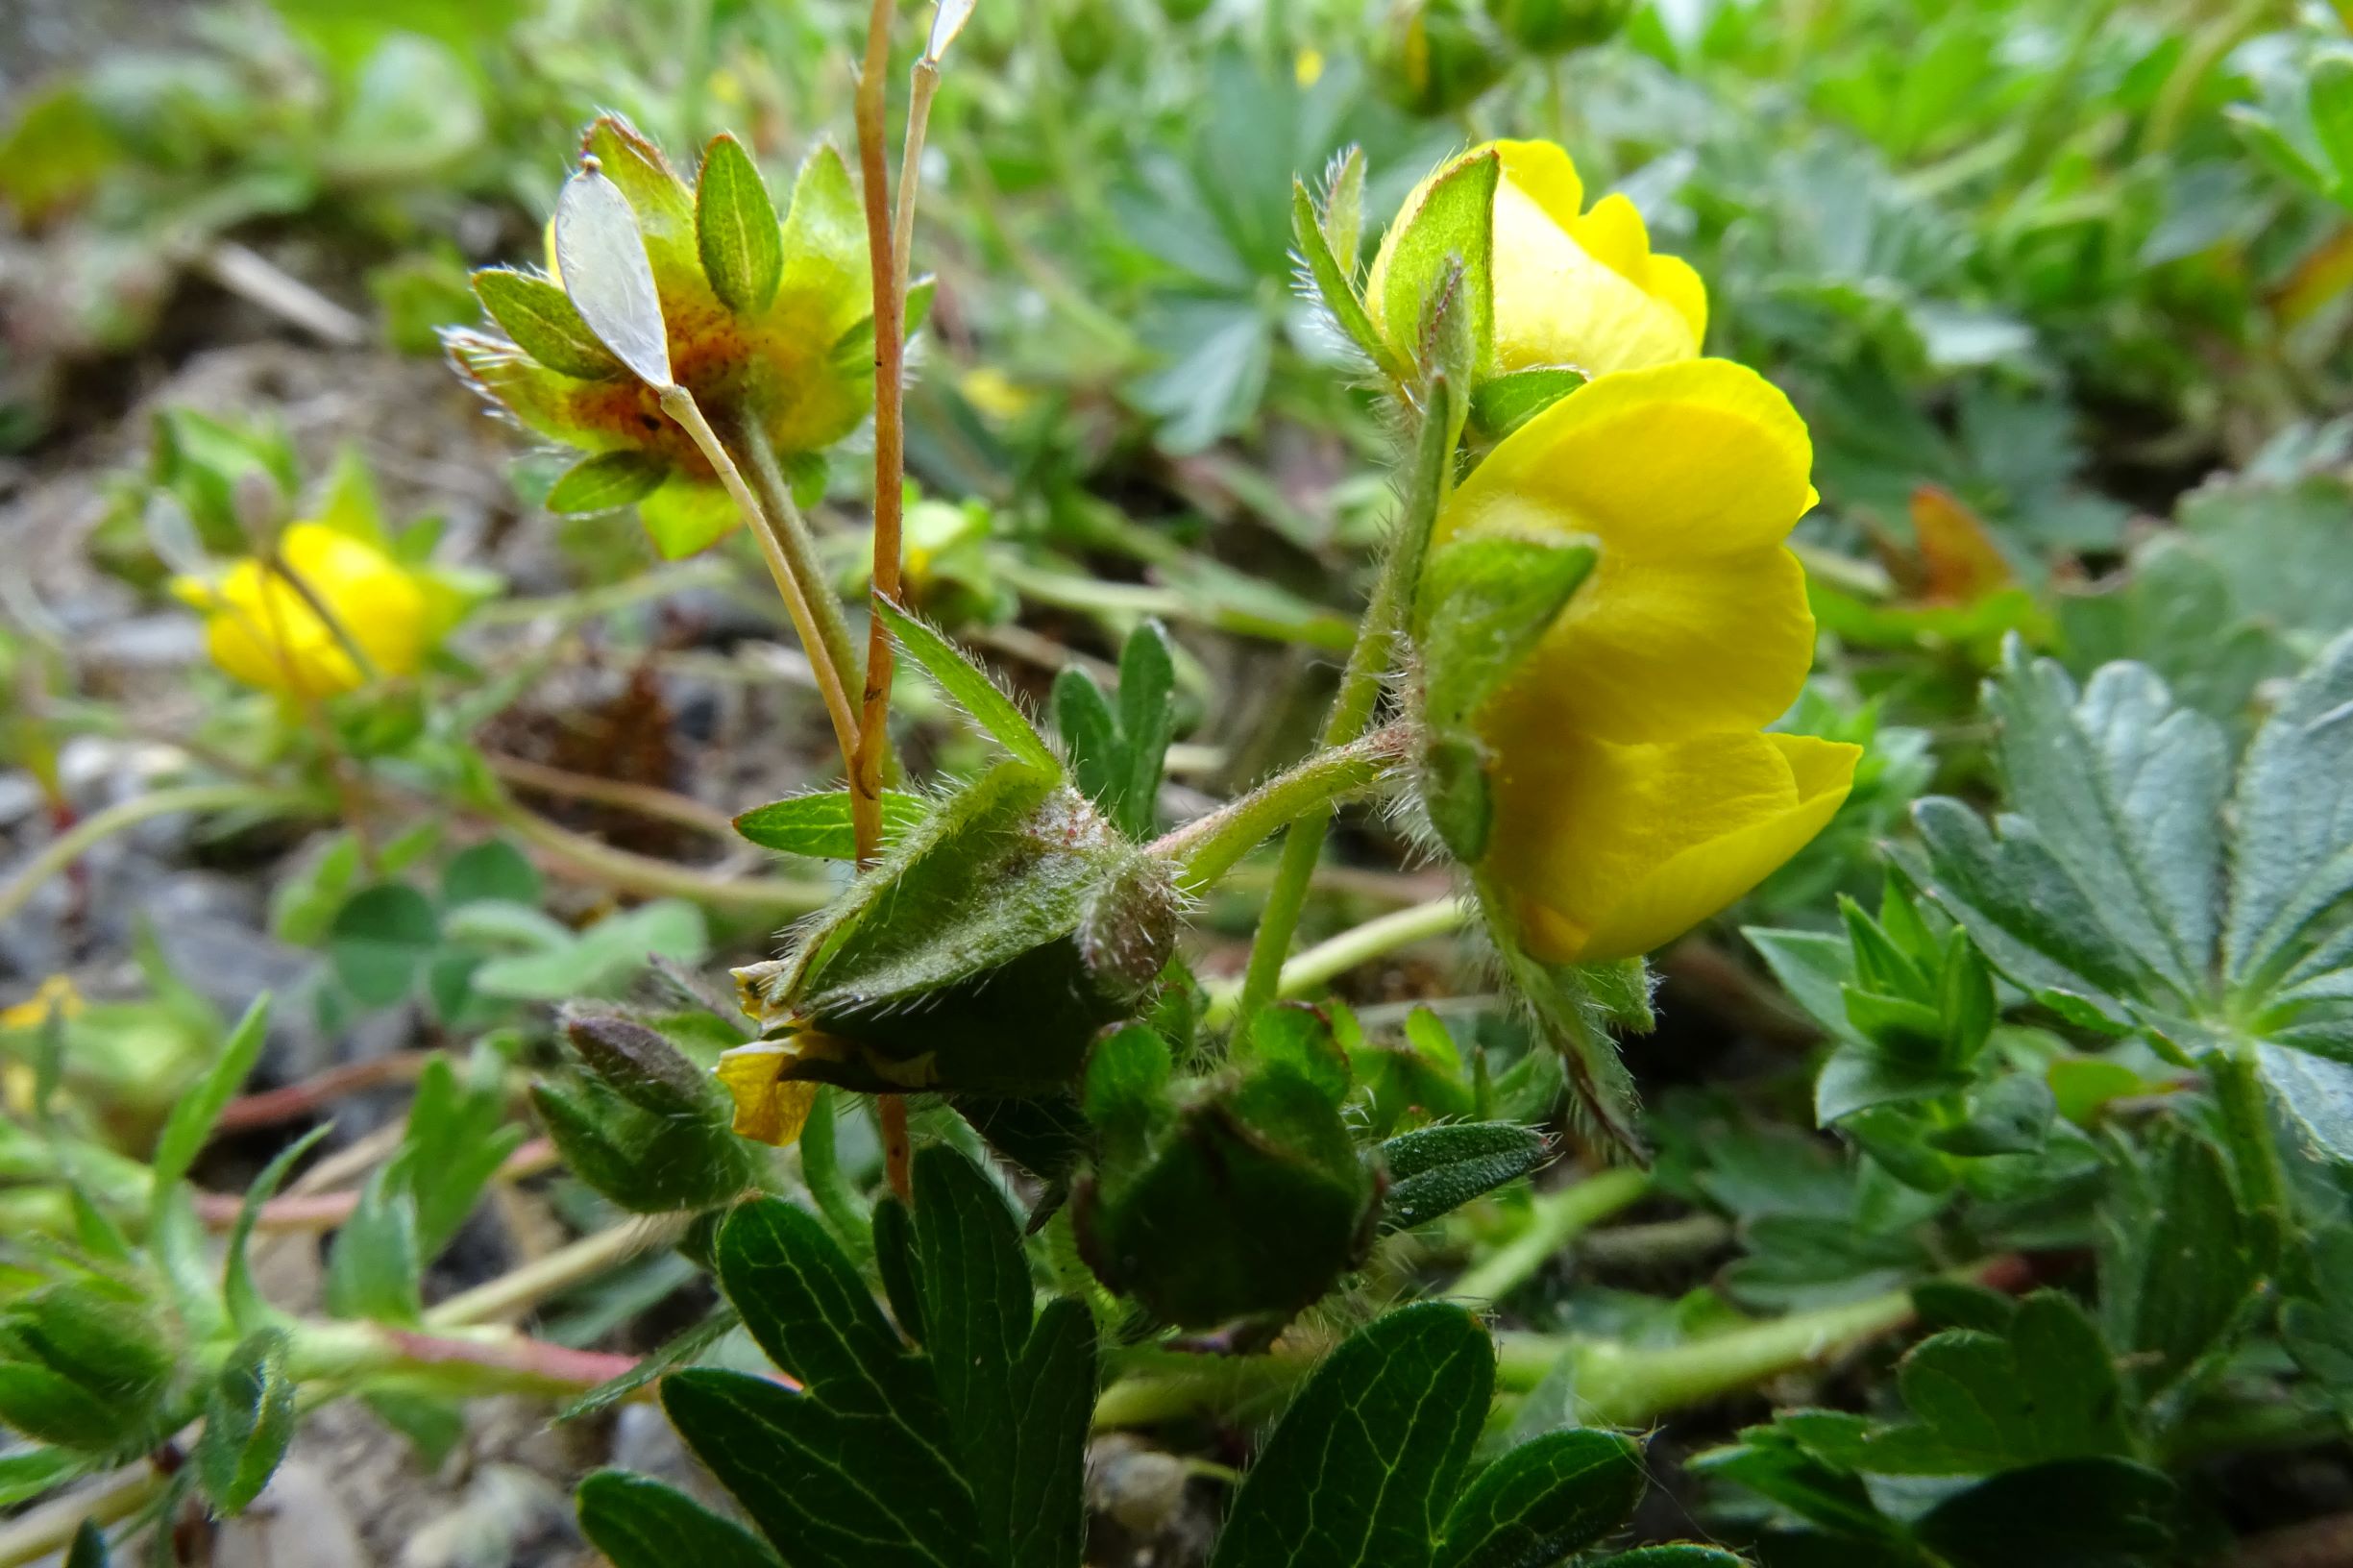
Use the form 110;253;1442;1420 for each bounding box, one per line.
1370;138;1706;380
1;976;82;1033
1440;358;1860;963
172;523;430;698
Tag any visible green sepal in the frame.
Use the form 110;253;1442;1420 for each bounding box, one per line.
470;268;625;380
1376;146;1500;377
736;762;1179;1095
1413;531;1597;862
1075;1061;1379;1328
697;132;784;315
546;449;669;513
732;789;930;859
1380;1120;1555;1231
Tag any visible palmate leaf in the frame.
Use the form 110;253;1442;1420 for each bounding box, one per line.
1211;1302;1650;1568
1899;633;2353;1165
604;1148;1094;1568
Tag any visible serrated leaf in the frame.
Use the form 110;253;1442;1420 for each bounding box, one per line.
555;164;674;388
694;1198;986;1566
732;790;929;858
547;450;669;513
196;1330;297;1515
577;1471;784;1568
149;995;270;1219
2225;632;2353;990
2098;1123;2267;1430
1912;1457;2174;1568
874;596;1058;772
470;268;625;380
1211;1301;1493;1568
1853;1292;2133;1476
698;134;783;314
1379;1121;1553;1231
1434;1428;1644;1568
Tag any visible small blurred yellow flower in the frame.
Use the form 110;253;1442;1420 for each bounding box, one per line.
1;976;83;1033
1443;358;1859;962
1295;47;1326;86
1370;137;1707;380
2;976;82;1114
173;523;431;698
958;366;1037;423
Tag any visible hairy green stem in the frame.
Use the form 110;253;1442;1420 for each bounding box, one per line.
1233;388;1458;1031
1497;1282;1922;1428
1201;895;1471;1030
0;783;322;924
481;792;831;914
1449;1168;1652;1306
1153;724;1410;895
734;416;866;717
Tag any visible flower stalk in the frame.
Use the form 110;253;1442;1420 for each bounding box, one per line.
1233;380;1461;1032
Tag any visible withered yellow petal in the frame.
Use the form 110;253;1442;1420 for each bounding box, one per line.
1486;729;1861;965
715;1043;821;1147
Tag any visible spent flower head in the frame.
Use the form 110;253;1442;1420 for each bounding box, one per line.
447;116;881;558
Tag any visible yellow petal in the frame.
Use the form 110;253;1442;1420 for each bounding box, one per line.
1443;358;1820;742
1486;729;1861;964
194;526;429;696
715;1043;821;1147
1644;252;1709;347
1491;151;1700;377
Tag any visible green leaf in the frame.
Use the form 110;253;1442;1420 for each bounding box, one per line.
553;164;674;388
64;1520;110;1568
546;450;669;514
1433;1428;1645;1568
732;789;928;858
1599;1551;1745;1568
687;1198;987;1566
698;134;784;315
874;596;1058;772
149;995;271;1215
0;1446;85;1507
323;1169;422;1324
470;268;625;380
1211;1302;1492;1568
1469;367;1586;440
1854;1292;2134;1475
1376;149;1500;377
2098;1122;2267;1430
2225;631;2353;990
226;1124;333;1333
328;885;441;1008
558;1308;739;1423
195;1330;297;1515
1379;1121;1554;1232
1911;1457;2175;1568
910;1150;1093;1566
439;840;542;909
577;1471;784;1568
394;1047;529;1256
